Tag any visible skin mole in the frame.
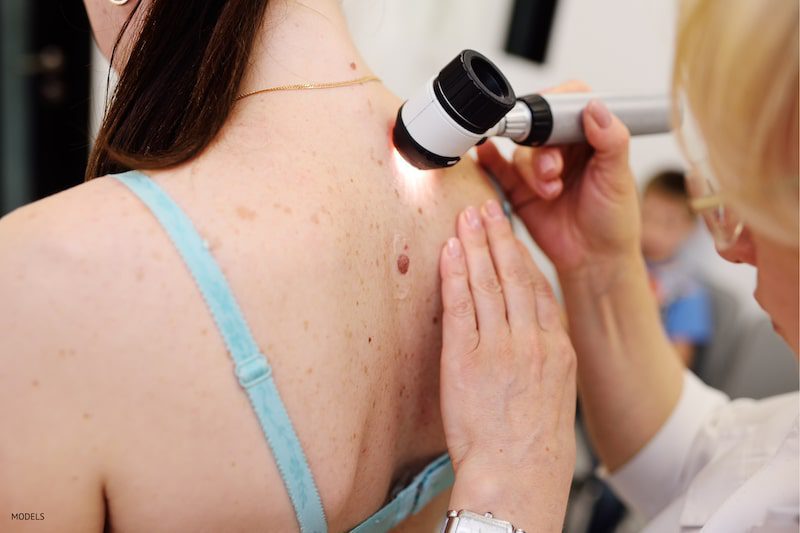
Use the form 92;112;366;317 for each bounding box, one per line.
396;254;410;274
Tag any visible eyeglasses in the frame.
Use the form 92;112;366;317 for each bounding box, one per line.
678;102;745;250
685;164;745;250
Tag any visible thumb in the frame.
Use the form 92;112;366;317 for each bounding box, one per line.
583;99;631;175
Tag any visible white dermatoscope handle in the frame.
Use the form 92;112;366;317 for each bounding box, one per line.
488;93;675;146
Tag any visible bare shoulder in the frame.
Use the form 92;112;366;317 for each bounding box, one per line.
0;175;147;267
0;175;167;309
0;177;160;352
0;174;180;396
0;176;160;532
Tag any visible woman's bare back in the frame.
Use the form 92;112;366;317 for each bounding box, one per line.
0;85;496;532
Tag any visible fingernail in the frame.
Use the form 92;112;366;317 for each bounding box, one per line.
588;99;612;129
484;199;503;219
464;206;481;229
539;153;557;176
447;237;461;258
541;180;562;197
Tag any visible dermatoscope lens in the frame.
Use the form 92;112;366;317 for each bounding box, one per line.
393;50;516;170
470;56;511;99
434;50;516;133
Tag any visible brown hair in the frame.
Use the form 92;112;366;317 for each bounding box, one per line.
644;170;695;218
86;0;270;180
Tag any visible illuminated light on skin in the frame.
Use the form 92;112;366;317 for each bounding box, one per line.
391;146;428;181
391;147;437;203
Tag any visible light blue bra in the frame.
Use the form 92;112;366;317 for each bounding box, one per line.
112;171;453;533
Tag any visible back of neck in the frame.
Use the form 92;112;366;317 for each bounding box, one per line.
238;0;375;97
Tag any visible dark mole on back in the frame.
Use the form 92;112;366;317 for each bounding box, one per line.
397;254;410;274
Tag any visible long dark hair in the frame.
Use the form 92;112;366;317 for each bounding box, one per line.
86;0;270;180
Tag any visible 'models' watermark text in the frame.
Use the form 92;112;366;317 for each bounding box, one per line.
11;512;45;521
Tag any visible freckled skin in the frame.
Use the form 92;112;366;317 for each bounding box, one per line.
396;254;410;274
236;206;257;221
0;82;498;532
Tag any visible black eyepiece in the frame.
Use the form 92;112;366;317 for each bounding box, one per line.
393;50;516;170
435;50;516;133
470;56;510;98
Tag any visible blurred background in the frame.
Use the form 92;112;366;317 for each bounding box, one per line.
1;1;797;531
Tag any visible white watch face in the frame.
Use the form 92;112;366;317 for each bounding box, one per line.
450;511;514;533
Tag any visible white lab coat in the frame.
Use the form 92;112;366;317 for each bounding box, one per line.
605;371;799;532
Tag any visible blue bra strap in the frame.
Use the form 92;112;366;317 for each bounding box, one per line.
112;171;327;533
349;453;454;533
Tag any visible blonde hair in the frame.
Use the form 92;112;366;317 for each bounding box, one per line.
672;0;799;245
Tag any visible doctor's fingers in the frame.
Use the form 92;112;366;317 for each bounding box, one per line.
476;140;566;205
516;239;577;385
515;240;565;336
513;145;565;200
456;206;509;337
479;200;536;331
440;237;479;358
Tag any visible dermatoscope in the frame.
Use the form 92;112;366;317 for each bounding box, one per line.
393;49;674;170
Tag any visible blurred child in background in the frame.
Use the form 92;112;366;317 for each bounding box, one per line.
641;170;712;367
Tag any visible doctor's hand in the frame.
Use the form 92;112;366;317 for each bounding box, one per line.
438;201;577;533
477;80;641;278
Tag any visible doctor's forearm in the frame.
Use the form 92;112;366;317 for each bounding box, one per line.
559;252;684;471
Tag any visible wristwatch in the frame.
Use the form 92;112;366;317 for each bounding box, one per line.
442;510;526;533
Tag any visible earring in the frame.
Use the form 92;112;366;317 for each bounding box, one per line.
108;0;130;5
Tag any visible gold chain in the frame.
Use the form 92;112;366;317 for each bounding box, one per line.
235;75;381;101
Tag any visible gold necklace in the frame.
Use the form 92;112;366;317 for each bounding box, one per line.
235;75;381;101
